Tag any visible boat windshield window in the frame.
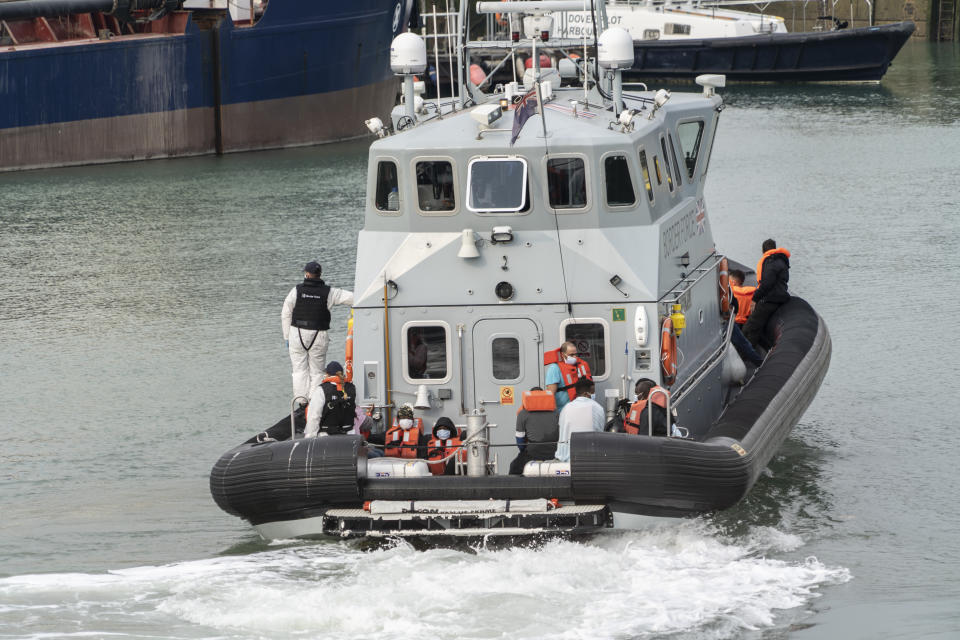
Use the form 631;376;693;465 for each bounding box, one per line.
547;158;587;209
660;138;675;192
639;149;654;203
492;336;520;380
677;121;705;178
375;161;400;213
467;158;528;213
667;133;682;187
664;23;691;35
564;323;606;377
653;155;663;185
406;325;448;380
416;160;456;212
604;155;636;207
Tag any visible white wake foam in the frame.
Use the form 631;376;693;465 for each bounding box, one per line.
0;521;850;639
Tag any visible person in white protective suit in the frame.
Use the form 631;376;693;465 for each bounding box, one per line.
281;261;353;406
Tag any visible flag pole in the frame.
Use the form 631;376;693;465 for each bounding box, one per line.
533;35;547;139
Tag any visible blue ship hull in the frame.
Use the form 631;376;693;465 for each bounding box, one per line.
0;0;406;171
624;21;915;83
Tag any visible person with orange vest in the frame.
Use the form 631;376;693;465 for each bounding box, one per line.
623;378;673;436
729;269;755;327
425;417;464;475
743;239;791;349
508;387;560;474
544;341;592;411
304;361;357;437
383;404;425;458
728;269;764;367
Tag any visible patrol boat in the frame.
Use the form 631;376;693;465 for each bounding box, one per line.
210;1;831;540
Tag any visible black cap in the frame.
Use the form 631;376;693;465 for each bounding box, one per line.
325;361;343;375
304;261;321;275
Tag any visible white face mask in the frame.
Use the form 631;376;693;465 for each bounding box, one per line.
399;418;414;429
564;356;577;365
436;429;451;440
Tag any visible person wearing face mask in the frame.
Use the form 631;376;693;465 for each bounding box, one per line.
544;341;592;412
425;417;464;475
384;405;424;458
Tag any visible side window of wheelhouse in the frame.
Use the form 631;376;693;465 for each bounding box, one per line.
653;155;663;186
677;120;705;179
547;157;587;209
667;133;682;186
638;149;654;203
415;160;455;212
563;323;606;378
659;137;675;192
375;160;399;213
492;336;520;380
406;325;448;380
604;154;636;207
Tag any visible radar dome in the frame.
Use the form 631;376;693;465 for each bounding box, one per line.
390;32;427;75
597;28;634;69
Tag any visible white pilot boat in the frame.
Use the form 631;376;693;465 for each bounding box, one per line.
210;1;830;539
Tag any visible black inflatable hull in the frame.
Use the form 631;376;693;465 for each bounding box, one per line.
211;297;830;536
625;22;915;82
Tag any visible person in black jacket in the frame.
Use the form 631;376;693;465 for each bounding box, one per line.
743;239;791;349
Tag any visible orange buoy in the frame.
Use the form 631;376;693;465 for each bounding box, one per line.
469;63;486;86
660;317;678;386
718;257;730;315
524;54;552;69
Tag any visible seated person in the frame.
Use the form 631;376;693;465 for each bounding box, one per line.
383;404;424;458
304;361;356;437
424;417;463;475
509;387;560;475
555;377;604;462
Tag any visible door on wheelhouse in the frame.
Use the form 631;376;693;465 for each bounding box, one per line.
471;318;543;458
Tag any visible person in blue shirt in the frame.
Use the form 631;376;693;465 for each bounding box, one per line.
545;341;590;412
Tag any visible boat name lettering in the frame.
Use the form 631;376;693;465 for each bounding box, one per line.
661;208;699;255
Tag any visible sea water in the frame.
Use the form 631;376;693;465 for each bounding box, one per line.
0;41;958;639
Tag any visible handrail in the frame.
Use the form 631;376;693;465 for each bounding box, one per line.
646;387;672;437
290;395;309;440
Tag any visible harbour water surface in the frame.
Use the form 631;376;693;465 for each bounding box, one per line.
1;42;959;639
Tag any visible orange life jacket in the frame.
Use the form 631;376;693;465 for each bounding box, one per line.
426;435;464;475
519;389;557;413
543;348;592;401
384;418;423;458
731;284;756;325
624;388;669;435
755;248;791;285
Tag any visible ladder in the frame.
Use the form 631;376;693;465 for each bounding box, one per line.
938;0;956;41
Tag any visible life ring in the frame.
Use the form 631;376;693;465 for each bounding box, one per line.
717;257;730;315
660;317;677;386
344;310;354;383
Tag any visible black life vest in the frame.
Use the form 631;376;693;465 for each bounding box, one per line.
291;279;331;331
319;377;356;434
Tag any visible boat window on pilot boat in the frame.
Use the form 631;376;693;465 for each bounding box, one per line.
415;159;456;214
664;23;691;36
638;149;654;204
652;154;663;186
562;321;607;378
603;154;636;208
546;157;587;209
642;29;660;40
659;137;675;192
491;336;521;380
404;324;449;381
467;157;529;214
677;120;706;179
667;133;683;187
374;160;400;214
